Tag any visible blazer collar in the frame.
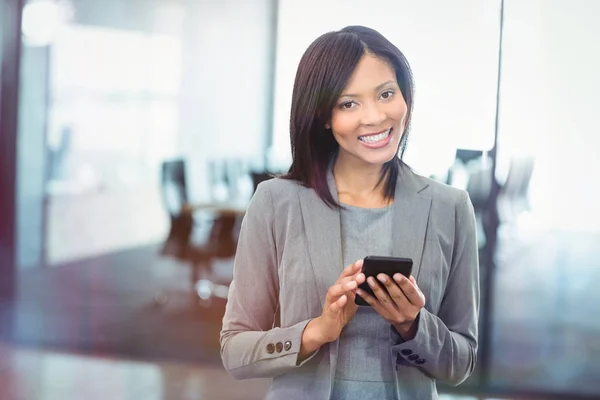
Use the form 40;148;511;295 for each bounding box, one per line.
299;162;432;308
390;164;432;281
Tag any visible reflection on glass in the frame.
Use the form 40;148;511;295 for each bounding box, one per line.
45;23;183;263
47;24;181;193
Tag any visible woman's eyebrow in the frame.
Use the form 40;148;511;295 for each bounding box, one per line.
339;80;396;98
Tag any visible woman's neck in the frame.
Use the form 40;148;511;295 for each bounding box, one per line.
333;159;390;208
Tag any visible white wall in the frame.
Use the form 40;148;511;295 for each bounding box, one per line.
177;0;274;201
271;0;501;176
73;0;274;182
498;0;600;232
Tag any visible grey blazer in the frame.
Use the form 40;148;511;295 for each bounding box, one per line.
220;165;480;400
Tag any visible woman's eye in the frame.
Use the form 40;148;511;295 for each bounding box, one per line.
380;90;395;100
339;101;355;109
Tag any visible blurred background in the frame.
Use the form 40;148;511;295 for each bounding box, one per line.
1;0;599;399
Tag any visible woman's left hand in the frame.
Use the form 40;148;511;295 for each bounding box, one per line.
356;273;426;340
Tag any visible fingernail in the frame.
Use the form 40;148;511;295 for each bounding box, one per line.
346;281;356;289
356;289;363;296
368;278;375;288
378;274;387;283
394;273;403;282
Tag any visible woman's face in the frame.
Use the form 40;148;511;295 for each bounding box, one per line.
329;53;408;170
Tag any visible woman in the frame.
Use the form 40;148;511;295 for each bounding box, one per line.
220;25;479;400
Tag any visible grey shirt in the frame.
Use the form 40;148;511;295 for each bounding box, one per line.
331;203;397;400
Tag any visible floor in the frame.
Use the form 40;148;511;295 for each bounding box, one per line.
0;343;507;400
1;228;599;399
489;229;600;396
0;343;268;400
0;245;229;365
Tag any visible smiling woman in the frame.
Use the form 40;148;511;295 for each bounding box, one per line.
221;25;479;400
284;26;414;208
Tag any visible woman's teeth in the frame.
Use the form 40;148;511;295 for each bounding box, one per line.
359;129;391;144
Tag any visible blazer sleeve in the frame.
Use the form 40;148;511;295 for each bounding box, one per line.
391;190;480;385
220;182;317;380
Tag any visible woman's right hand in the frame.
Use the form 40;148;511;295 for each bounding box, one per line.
317;259;366;342
299;260;365;361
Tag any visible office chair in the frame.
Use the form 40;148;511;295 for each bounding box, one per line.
462;154;494;249
497;156;535;226
159;158;240;306
250;171;275;192
160;159;191;259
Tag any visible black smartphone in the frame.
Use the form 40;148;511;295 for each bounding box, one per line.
354;256;413;306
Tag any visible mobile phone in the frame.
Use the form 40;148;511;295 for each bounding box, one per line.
354;256;413;306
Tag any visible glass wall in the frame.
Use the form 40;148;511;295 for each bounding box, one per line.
44;21;182;264
16;0;274;265
490;0;600;396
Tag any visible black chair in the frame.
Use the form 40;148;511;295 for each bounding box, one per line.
159;158;240;306
251;171;276;193
445;149;485;187
160;159;191;259
456;149;484;165
462;154;494;249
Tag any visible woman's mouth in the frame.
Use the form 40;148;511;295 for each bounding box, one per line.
358;128;392;147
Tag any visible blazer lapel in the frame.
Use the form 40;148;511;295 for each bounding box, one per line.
391;165;432;280
297;163;432;305
298;171;343;308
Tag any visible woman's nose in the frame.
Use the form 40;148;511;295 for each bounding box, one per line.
360;102;386;126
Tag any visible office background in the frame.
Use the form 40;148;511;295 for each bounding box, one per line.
1;0;599;399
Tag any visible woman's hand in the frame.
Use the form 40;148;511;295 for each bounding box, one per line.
356;273;425;340
299;260;365;361
318;259;366;341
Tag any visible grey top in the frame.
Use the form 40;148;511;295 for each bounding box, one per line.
331;203;397;400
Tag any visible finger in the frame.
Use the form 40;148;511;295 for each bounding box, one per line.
355;272;366;285
356;287;390;316
409;275;421;293
326;280;357;304
338;272;366;289
344;275;364;304
394;274;426;307
378;273;412;309
338;259;364;280
330;294;347;312
368;276;396;313
355;287;378;307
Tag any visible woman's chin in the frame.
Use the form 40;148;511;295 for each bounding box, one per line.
359;150;399;167
336;146;399;169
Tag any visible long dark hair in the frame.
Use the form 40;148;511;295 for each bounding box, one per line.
282;25;415;208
